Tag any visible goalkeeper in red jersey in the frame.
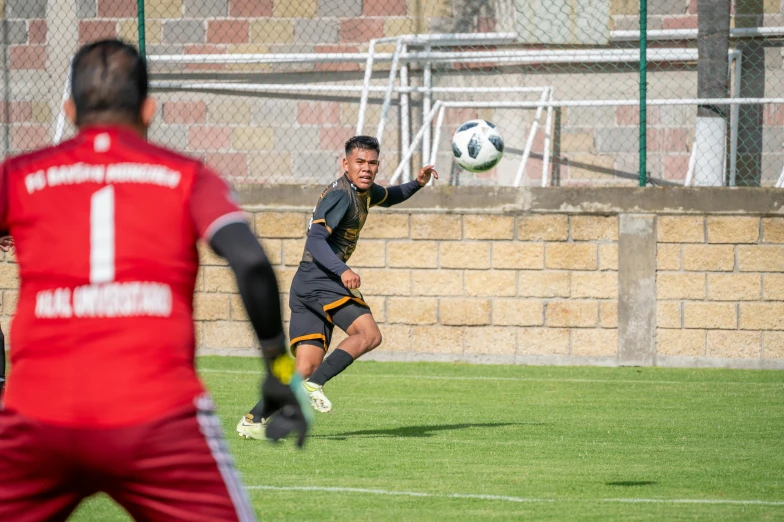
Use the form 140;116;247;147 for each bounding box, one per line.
0;39;309;521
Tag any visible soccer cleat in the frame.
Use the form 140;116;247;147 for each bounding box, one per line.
236;414;267;440
303;380;332;413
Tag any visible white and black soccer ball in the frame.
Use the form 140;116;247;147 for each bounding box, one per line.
451;119;504;173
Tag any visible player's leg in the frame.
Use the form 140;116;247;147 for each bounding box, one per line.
295;342;327;378
238;341;328;433
111;398;256;522
237;297;331;436
304;304;380;409
297;342;333;413
323;304;380;360
0;409;86;521
284;295;334;413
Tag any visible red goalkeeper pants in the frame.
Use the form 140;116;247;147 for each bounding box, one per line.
0;396;256;522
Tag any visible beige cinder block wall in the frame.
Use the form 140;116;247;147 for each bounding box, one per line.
184;186;784;370
2;186;784;370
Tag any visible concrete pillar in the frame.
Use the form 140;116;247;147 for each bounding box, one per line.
695;0;731;186
734;0;765;187
617;214;657;366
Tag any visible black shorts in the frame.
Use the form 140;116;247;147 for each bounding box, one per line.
289;295;370;352
289;262;371;352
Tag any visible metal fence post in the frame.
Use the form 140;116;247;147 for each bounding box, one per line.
137;0;146;60
2;1;9;156
639;0;647;187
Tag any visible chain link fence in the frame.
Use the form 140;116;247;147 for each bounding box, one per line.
2;0;784;187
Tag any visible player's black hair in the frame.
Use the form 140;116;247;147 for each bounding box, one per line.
345;135;380;157
70;39;148;126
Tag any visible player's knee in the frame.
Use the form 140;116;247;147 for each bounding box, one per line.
294;343;326;378
304;361;320;377
365;329;382;350
297;358;321;379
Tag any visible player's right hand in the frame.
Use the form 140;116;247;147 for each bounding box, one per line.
341;269;361;290
260;355;312;448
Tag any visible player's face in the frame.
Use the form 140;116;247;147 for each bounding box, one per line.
344;148;379;190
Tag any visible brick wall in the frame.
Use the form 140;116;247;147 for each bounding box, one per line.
4;0;784;186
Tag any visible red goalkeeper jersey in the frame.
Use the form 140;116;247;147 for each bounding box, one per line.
1;126;244;427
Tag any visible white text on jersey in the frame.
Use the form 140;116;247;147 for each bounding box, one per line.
35;282;173;319
25;163;182;194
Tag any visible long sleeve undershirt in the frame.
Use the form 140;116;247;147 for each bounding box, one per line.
305;224;350;277
376;179;423;208
209;222;285;360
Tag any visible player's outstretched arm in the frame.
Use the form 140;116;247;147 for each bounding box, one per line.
376;165;438;208
210;222;312;447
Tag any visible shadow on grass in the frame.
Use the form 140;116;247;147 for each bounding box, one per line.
315;422;537;440
605;481;657;487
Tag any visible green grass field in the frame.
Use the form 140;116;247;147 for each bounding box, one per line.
70;357;784;521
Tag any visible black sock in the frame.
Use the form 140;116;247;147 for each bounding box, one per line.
308;349;354;386
249;399;265;423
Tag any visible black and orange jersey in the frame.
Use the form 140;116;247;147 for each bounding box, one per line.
302;173;387;263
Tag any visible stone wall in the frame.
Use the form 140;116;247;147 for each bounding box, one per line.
188;186;784;368
655;215;784;361
197;207;620;362
1;185;784;369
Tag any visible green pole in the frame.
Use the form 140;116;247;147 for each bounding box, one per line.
137;0;146;60
639;0;647;186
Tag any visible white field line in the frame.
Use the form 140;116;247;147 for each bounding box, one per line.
604;498;784;506
247;485;550;503
245;485;784;506
198;369;784;387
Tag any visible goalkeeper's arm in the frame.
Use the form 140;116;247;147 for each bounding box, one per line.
210;221;284;357
208;221;310;446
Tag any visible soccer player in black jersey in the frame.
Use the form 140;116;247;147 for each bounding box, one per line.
238;136;436;438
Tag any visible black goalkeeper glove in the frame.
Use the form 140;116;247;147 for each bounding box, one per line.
261;354;313;448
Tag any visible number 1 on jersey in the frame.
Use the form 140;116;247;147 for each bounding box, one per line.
90;185;115;284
